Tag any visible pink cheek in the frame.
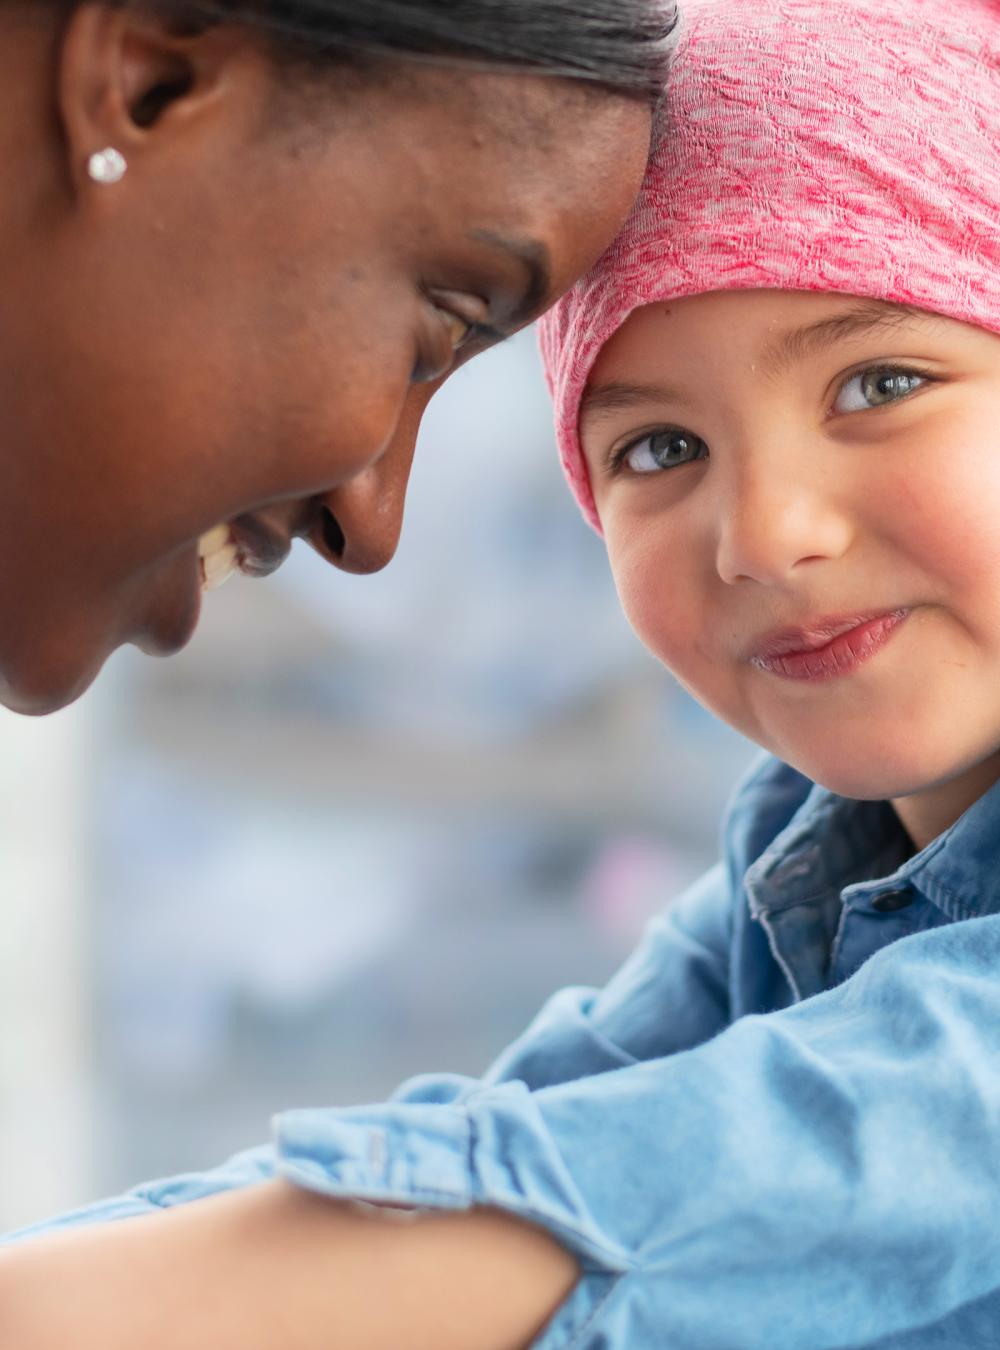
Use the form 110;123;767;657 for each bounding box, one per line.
606;521;703;656
879;451;1000;585
613;559;697;671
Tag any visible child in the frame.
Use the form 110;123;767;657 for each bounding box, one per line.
5;0;1000;1346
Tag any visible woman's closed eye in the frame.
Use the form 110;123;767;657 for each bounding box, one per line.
831;363;933;415
412;289;502;384
436;304;474;352
610;426;709;476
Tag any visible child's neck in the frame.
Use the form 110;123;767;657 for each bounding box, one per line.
891;749;1000;851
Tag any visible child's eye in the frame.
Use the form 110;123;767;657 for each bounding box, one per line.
832;366;928;415
615;427;709;475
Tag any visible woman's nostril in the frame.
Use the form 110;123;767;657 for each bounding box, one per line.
321;507;346;559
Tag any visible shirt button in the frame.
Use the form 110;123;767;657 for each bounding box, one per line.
872;889;914;913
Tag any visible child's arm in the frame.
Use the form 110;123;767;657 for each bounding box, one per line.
0;1181;577;1350
7;914;1000;1347
266;915;1000;1349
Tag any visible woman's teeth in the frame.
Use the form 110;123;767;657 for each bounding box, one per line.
197;525;239;592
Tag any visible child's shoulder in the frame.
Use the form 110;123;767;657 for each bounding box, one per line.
719;752;818;879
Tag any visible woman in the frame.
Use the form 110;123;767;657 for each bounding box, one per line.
0;0;670;718
0;0;673;1345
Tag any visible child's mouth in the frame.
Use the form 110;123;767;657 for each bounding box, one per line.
749;609;910;682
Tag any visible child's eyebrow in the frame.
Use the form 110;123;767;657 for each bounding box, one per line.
579;305;940;428
580;379;687;424
760;303;934;378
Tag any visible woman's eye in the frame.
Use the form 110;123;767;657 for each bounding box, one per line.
436;305;474;351
618;427;709;474
412;300;479;383
832;366;927;414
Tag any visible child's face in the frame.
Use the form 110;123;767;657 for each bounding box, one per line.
580;289;1000;835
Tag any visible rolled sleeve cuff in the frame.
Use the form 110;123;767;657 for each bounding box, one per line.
273;1080;635;1277
274;1101;474;1208
274;1092;630;1349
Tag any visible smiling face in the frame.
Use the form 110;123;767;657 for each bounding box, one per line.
0;6;650;715
581;289;1000;845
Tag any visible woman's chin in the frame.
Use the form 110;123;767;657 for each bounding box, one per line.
0;658;102;717
0;553;204;716
0;608;124;716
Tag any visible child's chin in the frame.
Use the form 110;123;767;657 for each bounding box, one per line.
782;744;946;804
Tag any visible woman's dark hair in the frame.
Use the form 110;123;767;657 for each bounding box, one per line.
168;1;678;103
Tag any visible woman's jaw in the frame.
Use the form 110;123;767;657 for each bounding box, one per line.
0;5;651;715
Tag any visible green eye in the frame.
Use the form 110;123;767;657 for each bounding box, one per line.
834;367;927;414
862;370;922;405
622;428;709;474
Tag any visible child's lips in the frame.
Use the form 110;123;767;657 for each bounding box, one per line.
748;609;911;681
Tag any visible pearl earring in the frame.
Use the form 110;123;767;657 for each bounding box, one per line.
87;147;127;185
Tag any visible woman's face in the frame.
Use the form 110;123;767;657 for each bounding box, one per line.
0;8;649;714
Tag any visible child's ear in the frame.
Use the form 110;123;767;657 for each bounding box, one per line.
55;1;261;194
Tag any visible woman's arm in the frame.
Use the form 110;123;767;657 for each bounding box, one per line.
0;1180;578;1350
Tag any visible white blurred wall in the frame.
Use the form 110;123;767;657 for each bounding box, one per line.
0;701;97;1228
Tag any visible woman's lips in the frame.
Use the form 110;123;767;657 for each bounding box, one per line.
228;513;292;579
137;515;292;658
196;515;292;590
749;609;910;681
134;551;203;657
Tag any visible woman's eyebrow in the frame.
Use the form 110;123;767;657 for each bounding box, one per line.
759;303;935;377
470;229;552;324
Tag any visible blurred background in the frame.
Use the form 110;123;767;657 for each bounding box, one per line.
0;330;754;1232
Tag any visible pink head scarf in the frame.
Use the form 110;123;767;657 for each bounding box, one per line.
539;0;1000;532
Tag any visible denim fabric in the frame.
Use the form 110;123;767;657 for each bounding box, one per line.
9;753;1000;1348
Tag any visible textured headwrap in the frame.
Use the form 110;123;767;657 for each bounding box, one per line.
539;0;1000;532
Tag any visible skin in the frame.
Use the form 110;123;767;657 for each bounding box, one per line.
0;1;650;715
17;291;1000;1345
0;3;654;1341
0;1183;579;1349
580;289;1000;850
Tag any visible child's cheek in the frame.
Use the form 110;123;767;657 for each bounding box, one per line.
608;530;670;655
607;530;706;675
878;421;1000;602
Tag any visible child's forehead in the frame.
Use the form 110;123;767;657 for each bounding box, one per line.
590;291;947;379
577;292;1000;439
540;0;1000;533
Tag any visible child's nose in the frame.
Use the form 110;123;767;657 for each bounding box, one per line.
714;461;853;587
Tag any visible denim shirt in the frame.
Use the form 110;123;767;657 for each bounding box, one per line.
10;753;1000;1348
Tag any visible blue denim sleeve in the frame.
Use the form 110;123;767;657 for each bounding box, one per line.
0;1143;279;1244
273;915;1000;1349
2;860;734;1244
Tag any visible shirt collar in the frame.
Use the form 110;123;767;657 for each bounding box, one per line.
745;771;1000;924
893;774;1000;921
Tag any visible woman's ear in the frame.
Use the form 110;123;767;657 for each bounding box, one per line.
56;2;263;192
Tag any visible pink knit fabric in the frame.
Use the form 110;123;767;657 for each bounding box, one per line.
539;0;1000;532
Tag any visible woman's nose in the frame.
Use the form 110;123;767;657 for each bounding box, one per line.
714;460;853;587
306;383;434;575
